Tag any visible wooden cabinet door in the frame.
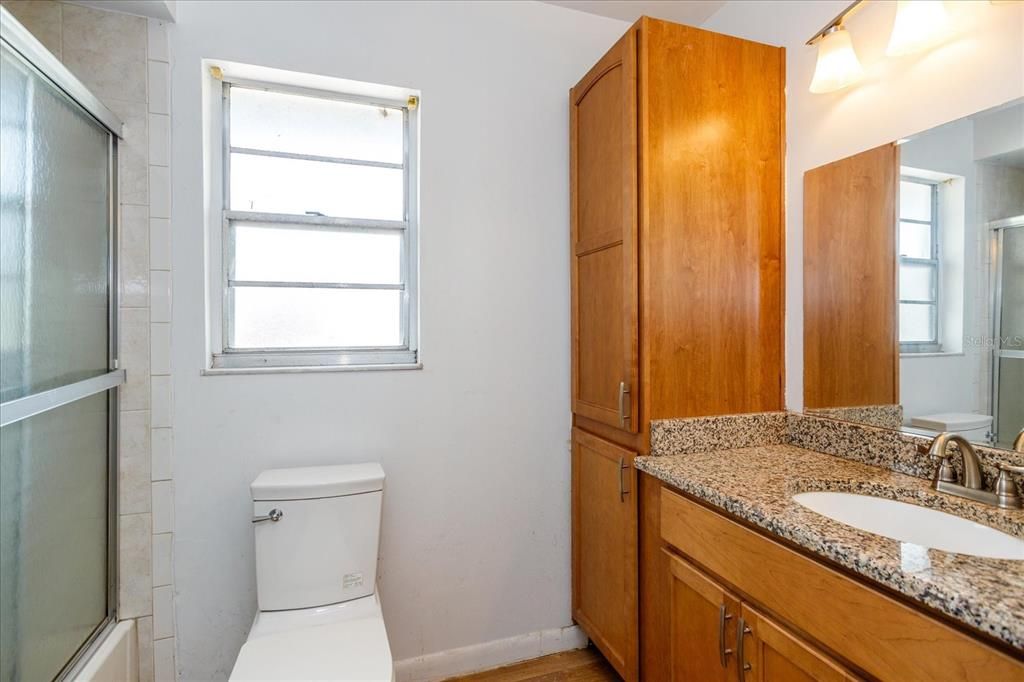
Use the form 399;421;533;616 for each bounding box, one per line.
571;428;637;680
569;29;639;433
739;605;860;682
665;551;740;682
804;143;899;409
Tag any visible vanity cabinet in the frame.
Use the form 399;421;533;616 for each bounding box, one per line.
654;481;1024;682
666;551;859;682
570;17;784;679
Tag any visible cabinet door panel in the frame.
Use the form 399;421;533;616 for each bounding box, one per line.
666;550;739;682
570;29;638;433
740;604;860;682
572;428;637;680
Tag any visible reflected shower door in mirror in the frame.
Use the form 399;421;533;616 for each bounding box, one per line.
803;98;1024;451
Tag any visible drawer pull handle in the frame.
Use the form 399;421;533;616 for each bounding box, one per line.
618;457;629;502
719;604;734;667
617;381;631;428
737;616;752;680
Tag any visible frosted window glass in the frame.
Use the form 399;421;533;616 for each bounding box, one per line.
899;263;934;301
998;227;1023;349
230;87;403;164
898;221;932;259
0;46;110;402
900;181;932;222
230;153;403;221
0;393;109;682
900;303;935;343
232;288;402;348
233;224;401;285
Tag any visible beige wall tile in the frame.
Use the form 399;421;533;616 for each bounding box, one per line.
150;218;171;271
148;60;169;115
121;203;150;308
1;0;62;58
152;532;173;587
61;4;146;104
120;308;151;410
154;637;176;682
151;375;171;428
151;270;171;322
149;113;169;166
152;585;175;639
150;165;170;218
152;480;174;533
118;513;153;618
109;99;150;206
62;46;147;105
151;322;171;375
137;616;155;682
147;18;168;63
119;409;152;514
151;427;173;481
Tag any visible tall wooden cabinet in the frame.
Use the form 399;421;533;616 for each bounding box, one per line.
569;17;784;681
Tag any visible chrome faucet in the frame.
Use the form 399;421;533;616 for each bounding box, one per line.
923;432;1022;509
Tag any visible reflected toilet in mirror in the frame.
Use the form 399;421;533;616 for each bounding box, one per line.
804;97;1024;451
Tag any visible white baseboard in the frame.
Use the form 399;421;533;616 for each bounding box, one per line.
393;624;589;682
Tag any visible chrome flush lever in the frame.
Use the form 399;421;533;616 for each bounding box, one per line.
252;508;284;524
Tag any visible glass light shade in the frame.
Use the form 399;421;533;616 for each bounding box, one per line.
887;0;949;57
809;27;865;94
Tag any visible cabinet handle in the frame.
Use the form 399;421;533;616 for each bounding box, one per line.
736;616;752;680
618;457;629;502
719;604;734;667
618;381;631;428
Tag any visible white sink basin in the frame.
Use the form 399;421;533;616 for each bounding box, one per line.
792;491;1024;560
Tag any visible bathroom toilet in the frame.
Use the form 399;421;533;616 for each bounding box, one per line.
908;412;994;444
229;463;393;681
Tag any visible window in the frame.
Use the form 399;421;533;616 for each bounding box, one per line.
898;177;940;353
213;78;418;370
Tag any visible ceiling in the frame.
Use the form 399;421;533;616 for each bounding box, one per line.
542;1;727;26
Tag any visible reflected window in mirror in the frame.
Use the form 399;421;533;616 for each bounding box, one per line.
899;177;941;352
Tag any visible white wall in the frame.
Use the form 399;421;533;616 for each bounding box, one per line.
701;0;1024;411
166;2;627;679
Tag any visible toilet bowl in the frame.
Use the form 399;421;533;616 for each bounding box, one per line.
229;463;393;681
908;412;994;444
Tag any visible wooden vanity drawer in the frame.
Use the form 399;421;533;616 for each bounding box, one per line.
659;488;1024;682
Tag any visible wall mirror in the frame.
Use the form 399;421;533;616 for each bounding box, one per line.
803;97;1023;451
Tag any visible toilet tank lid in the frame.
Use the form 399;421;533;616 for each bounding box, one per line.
909;412;993;432
251;463;385;500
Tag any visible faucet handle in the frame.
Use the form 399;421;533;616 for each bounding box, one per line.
993;463;1024;510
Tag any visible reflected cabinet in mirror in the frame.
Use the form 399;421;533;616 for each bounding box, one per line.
804;98;1023;451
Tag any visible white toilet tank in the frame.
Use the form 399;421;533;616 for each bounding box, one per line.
251;463;385;611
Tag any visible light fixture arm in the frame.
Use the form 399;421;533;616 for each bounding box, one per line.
806;0;866;45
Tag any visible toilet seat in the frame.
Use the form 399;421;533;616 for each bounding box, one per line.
229;594;393;681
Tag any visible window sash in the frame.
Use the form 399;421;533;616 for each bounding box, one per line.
898;177;940;351
216;79;417;367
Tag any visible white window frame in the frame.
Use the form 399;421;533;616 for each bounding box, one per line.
898;176;942;354
208;75;419;371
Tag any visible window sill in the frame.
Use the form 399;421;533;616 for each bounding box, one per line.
202;362;423;376
899;351;965;358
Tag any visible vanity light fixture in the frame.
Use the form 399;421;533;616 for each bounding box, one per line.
807;1;866;94
886;0;950;56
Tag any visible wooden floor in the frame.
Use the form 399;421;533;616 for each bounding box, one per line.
444;647;621;682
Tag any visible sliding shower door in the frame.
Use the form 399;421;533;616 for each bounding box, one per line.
1;16;122;682
993;222;1023;449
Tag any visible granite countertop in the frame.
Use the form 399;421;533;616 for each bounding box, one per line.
634;444;1024;650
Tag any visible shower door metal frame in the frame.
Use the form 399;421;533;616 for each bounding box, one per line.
989;216;1023;448
1;7;125;680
